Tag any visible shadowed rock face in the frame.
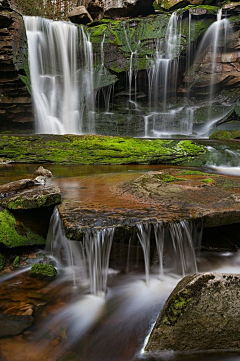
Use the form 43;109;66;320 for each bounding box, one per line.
77;0;155;21
0;0;32;130
146;272;240;352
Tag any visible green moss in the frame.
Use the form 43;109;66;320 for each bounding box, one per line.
178;170;208;176
12;256;20;268
0;135;206;166
201;178;215;184
156;174;186;182
30;263;57;279
162;290;193;325
210;130;240;140
0;209;45;248
0;253;6;271
30;263;57;280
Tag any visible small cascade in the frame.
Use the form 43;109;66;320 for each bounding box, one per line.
137;220;199;282
46;208;114;295
206;145;240;173
83;227;115;296
137;223;151;285
24;17;95;134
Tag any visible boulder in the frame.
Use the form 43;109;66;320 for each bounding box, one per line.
33;166;53;178
0;183;61;210
30;263;57;280
154;0;203;11
68;5;93;25
0;179;36;198
146;273;240;352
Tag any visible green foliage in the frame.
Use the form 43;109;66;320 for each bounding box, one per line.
0;208;45;248
12;256;20;268
156;174;186;182
30;263;57;279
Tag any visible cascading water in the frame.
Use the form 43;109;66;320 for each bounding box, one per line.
24;16;95;134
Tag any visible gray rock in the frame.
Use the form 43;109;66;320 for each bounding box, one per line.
146;273;240;353
0;183;61;209
33;166;53;178
0;179;35;198
68;5;93;24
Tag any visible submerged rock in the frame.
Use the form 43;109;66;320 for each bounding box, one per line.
0;313;33;337
0;207;45;248
30;263;57;280
146;272;240;352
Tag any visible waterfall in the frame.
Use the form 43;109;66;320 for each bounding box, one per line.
24;16;95;134
148;12;182;112
83;227;115;296
137;220;199;282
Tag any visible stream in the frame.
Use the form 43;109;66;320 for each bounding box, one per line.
1;162;240;361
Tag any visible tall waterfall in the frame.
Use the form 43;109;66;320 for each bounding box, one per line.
24;17;95;134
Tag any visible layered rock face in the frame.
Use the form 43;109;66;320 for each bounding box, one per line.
0;0;32;130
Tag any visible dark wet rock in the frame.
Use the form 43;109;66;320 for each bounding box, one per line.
30;263;57;280
0;312;34;337
154;0;204;11
68;6;93;24
0;252;6;271
146;272;240;352
0;183;61;210
33;166;53;178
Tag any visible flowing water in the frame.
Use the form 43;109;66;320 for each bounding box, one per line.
24;11;234;137
1;164;240;361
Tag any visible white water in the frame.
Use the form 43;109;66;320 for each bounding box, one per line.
24;16;95;134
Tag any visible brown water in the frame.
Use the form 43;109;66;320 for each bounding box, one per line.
0;164;240;361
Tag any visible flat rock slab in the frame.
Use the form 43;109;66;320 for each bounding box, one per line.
58;168;240;240
146;272;240;352
0;183;61;210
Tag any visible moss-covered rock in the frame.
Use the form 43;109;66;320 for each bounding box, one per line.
0;253;6;271
210;130;240;140
0;208;45;248
0;134;206;166
12;256;20;268
146;273;240;352
30;263;57;280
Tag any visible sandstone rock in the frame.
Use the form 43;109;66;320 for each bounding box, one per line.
33;166;53;178
0;0;32;130
68;6;93;25
146;273;240;352
0;183;61;210
0;179;36;198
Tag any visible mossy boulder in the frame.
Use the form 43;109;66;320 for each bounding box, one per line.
146;273;240;352
0;135;206;166
210;130;240;140
30;263;57;280
0;183;61;210
0;253;6;271
0;208;45;248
